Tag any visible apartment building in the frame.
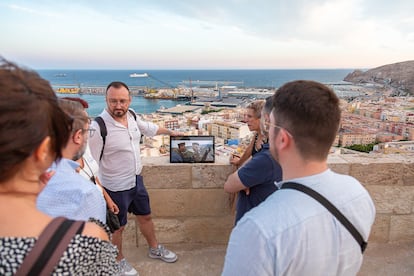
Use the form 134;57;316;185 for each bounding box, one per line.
339;131;377;147
210;121;250;141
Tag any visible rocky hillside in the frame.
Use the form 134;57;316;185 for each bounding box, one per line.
344;60;414;96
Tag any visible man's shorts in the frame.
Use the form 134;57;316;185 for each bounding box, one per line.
105;175;151;226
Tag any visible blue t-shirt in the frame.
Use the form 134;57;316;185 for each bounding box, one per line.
236;143;282;223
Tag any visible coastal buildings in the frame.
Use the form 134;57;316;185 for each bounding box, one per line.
210;121;250;141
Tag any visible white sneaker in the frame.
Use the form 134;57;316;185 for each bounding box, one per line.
148;244;178;263
119;258;139;276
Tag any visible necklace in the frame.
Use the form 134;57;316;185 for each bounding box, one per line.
80;157;96;184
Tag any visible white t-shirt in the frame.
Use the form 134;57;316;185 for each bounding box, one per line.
89;109;158;191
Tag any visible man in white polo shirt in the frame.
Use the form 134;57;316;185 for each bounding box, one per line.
89;81;179;276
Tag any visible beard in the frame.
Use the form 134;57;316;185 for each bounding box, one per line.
111;108;127;118
73;140;87;161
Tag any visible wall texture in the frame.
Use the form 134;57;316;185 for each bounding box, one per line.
123;154;414;247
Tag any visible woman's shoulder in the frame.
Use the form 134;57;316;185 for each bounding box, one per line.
83;218;111;241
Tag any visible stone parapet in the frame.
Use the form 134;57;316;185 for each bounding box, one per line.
123;154;414;247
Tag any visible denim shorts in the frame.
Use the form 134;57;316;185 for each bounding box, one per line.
105;175;151;226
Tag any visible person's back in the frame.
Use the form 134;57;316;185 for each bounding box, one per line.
224;170;374;275
37;159;107;223
37;99;106;223
222;80;375;275
1;219;119;275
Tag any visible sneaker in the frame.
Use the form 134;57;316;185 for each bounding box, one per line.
119;258;139;276
148;244;178;263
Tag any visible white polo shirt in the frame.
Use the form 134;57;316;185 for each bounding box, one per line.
89;109;158;192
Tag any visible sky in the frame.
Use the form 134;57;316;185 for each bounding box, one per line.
0;0;413;69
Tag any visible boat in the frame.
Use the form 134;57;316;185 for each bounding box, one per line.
129;73;148;78
54;73;67;77
56;87;80;94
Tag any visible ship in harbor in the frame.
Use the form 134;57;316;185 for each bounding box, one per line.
130;73;149;78
56;87;80;94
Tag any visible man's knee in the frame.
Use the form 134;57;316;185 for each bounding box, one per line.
136;214;152;223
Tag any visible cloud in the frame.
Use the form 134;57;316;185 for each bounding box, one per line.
1;0;413;69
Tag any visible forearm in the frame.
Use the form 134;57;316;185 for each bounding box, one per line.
224;171;246;193
156;127;182;136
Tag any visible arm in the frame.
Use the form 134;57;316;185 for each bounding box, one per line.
155;126;182;136
224;171;247;193
95;176;119;214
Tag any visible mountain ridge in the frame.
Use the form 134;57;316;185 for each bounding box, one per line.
344;60;414;96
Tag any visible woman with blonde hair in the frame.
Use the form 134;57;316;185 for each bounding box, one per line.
230;99;266;166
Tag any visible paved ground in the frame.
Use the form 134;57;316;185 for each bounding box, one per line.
124;241;414;276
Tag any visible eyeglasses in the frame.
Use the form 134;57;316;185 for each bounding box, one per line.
108;99;129;106
82;128;96;137
265;121;294;138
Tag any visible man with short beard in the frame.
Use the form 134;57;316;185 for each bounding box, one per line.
89;81;178;276
37;99;106;223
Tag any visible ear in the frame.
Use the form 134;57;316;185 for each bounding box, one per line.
72;129;83;145
34;136;52;162
278;129;293;150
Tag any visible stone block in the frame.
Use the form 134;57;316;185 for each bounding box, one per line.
402;163;414;186
137;218;186;247
142;164;192;189
148;189;231;217
368;214;390;243
349;162;404;186
328;163;350;175
183;216;234;244
367;185;414;214
123;213;139;247
389;214;414;242
192;164;234;188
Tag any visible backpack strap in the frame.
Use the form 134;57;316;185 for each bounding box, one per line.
281;182;367;253
94;116;107;161
128;109;137;120
15;217;85;276
95;109;137;161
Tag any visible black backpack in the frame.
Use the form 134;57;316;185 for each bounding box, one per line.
94;109;137;161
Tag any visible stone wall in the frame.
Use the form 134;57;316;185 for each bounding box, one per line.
124;154;414;247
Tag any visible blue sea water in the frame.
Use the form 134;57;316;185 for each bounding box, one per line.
37;69;353;117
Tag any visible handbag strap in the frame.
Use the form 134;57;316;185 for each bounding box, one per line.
281;182;367;253
15;217;85;276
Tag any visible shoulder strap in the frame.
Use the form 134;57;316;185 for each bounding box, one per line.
128;109;137;120
95;110;136;161
15;217;85;276
94;116;107;161
281;182;367;253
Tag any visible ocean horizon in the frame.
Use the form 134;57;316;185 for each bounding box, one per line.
38;69;354;88
38;69;355;117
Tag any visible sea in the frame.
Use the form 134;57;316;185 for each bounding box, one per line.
37;69;354;117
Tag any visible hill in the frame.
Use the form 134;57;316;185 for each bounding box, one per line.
344;60;414;96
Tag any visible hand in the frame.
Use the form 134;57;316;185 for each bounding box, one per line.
108;200;120;214
229;154;240;165
170;130;184;136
